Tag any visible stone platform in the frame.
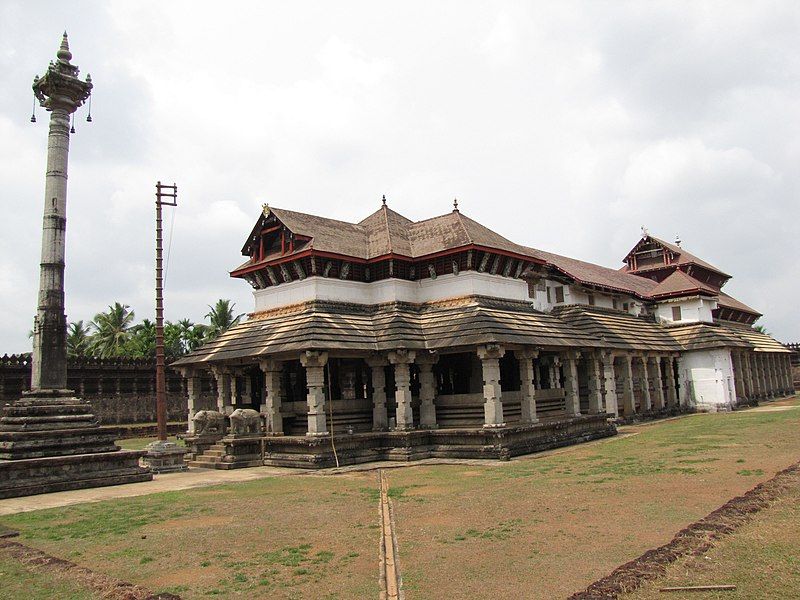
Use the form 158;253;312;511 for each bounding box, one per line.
0;390;152;499
190;413;616;469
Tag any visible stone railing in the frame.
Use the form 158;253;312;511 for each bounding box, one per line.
0;353;215;425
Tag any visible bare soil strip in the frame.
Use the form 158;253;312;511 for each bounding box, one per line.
0;539;179;600
567;461;800;600
379;469;403;600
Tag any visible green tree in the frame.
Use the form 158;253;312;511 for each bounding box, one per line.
90;302;135;358
204;299;244;341
754;325;770;335
176;318;207;353
66;320;92;358
124;318;155;358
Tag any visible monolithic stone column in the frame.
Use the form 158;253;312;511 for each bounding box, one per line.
650;356;665;410
300;350;328;436
768;354;780;396
518;349;539;423
742;352;754;401
211;366;233;415
755;354;767;398
551;357;563;389
621;355;636;416
600;351;618;417
637;355;652;412
388;349;416;430
785;354;795;394
732;353;745;404
260;359;283;434
366;355;389;431
477;344;505;427
30;34;92;392
584;354;601;414
665;356;678;407
416;353;439;428
563;351;581;416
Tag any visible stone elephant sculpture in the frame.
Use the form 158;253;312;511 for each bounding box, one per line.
229;408;262;435
192;410;226;436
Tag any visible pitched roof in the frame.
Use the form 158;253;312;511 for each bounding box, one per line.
269;207;369;259
648;270;719;299
533;249;658;297
717;321;791;353
622;235;731;278
358;205;414;257
665;322;751;351
717;292;761;317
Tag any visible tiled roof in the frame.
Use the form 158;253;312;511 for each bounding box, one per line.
717;322;791;353
717;292;761;316
533;250;658;297
649;270;719;299
270;207;369;259
622;235;731;278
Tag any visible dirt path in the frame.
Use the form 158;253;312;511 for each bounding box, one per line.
379;469;403;600
567;461;800;600
0;538;178;600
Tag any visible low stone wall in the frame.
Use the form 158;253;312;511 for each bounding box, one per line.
0;354;214;425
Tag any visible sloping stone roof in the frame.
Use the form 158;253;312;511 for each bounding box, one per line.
533;250;658;297
718;321;791;353
665;322;752;351
548;305;683;353
717;292;761;317
622;235;731;278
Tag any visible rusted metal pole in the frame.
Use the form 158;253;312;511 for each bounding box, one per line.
155;181;177;442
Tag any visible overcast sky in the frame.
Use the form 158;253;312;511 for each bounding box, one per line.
1;1;798;352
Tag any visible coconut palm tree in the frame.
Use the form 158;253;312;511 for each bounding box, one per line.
66;320;92;358
204;299;244;341
176;318;207;353
90;303;135;358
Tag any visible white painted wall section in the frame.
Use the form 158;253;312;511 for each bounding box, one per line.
678;348;736;410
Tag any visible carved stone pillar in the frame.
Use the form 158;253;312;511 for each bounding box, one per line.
416;353;439;428
586;353;603;415
732;353;745;403
665;356;678;407
600;351;618;417
477;344;505;427
551;357;563;389
563;351;581;416
768;354;779;396
650;356;665;410
638;355;652;412
366;356;389;431
388;349;416;430
785;355;795;393
179;367;202;433
621;355;636;416
518;349;539;423
300;351;329;436
260;359;283;434
211;366;233;415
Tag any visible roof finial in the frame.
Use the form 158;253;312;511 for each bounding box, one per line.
57;31;72;63
641;225;649;238
262;203;270;217
381;194;387;206
674;233;681;247
453;198;459;212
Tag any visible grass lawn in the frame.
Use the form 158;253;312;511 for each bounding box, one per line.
0;397;797;599
0;550;96;599
622;479;800;599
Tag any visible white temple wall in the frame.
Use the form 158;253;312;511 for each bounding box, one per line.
656;297;717;324
253;272;530;311
678;348;736;410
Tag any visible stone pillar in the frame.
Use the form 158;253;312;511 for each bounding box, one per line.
30;35;92;393
260;359;283;434
585;354;603;415
388;349;416;430
551;357;563;389
416;353;439;428
665;356;678;407
785;355;795;393
518;349;539;423
300;351;328;436
563;351;581;416
600;351;618;417
621;355;636;416
742;352;754;401
366;356;389;431
477;344;505;427
650;356;665;410
211;366;233;415
756;354;768;398
180;367;202;433
768;354;779;396
637;355;652;412
732;353;745;404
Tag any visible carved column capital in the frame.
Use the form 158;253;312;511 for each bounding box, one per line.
517;347;540;360
477;344;505;361
388;349;416;365
414;351;439;367
300;350;328;368
259;358;282;373
365;354;389;369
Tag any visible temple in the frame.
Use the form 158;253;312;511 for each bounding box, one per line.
173;201;794;468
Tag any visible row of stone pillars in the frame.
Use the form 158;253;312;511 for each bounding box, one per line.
731;351;794;403
180;346;685;435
